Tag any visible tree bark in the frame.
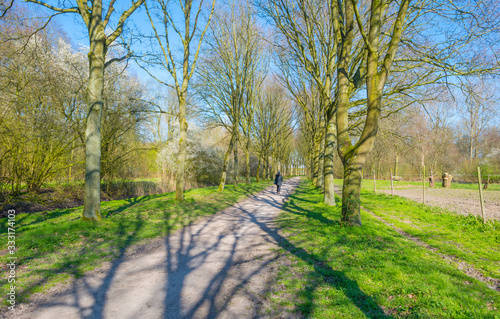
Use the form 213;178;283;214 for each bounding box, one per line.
341;153;363;226
394;154;399;177
323;113;336;205
312;137;320;186
318;131;325;189
266;155;270;180
256;156;261;183
83;11;106;221
175;92;188;201
218;133;235;192
245;146;250;184
233;129;239;187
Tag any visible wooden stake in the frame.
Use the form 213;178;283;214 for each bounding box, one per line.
422;165;425;204
390;169;394;196
477;167;486;223
373;170;376;193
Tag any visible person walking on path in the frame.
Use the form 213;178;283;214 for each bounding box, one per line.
274;171;283;194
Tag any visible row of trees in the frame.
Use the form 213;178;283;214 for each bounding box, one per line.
264;0;500;225
2;0;499;227
0;1;298;219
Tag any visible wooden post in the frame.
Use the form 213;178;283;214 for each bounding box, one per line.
390;169;394;196
373;169;376;193
477;167;486;223
422;165;425;204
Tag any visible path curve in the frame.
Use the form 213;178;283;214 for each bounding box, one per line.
7;177;301;319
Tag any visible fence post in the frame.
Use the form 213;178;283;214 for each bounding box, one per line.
477;167;486;223
373;170;376;193
390;169;394;196
422;165;426;204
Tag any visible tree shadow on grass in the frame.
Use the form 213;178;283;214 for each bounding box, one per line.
239;202;392;318
104;194;161;218
8;211;145;319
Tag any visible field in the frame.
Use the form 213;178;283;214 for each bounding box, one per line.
335;179;500;221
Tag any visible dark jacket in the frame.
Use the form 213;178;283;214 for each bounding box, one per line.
274;174;283;186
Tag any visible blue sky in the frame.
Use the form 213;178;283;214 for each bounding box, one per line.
24;0;183;85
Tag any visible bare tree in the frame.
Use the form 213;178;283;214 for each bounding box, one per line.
24;0;144;221
253;82;294;182
196;2;264;191
261;0;339;206
139;0;215;201
0;0;14;18
459;79;499;163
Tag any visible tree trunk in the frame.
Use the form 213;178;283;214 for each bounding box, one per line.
324;114;336;206
312;137;320;186
233;129;239;187
341;153;364;226
175;92;188;201
218;133;235;192
394;154;399;177
82;23;106;222
245;146;250;184
266;155;270;180
318;130;325;189
256;157;261;183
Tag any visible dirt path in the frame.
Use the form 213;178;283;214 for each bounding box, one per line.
381;188;500;220
6;178;301;319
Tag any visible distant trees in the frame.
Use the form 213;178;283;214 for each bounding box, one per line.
140;0;216;201
196;1;265;191
253;83;294;181
2;0;499;222
23;0;144;221
458;79;499;164
0;7;153;199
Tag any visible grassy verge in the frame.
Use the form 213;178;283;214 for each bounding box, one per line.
0;180;272;306
270;179;500;318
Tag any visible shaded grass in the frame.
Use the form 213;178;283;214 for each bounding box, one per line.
0;180;272;306
272;180;500;318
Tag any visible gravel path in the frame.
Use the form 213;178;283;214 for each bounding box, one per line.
6;178;301;319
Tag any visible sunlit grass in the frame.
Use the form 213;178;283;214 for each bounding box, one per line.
271;180;500;318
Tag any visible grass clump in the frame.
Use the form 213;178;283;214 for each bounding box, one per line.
271;179;500;318
0;181;272;306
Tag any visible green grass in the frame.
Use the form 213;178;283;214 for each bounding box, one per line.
361;192;500;280
0;180;272;305
348;178;500;192
271;179;500;318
